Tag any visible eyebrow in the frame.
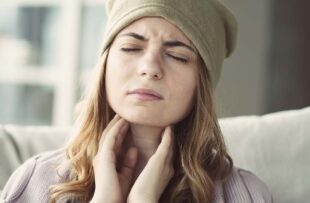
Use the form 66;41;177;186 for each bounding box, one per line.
119;32;147;41
119;32;196;53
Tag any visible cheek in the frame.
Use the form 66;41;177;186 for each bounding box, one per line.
105;48;135;84
106;49;128;89
173;71;196;100
179;85;196;111
105;54;124;106
168;75;196;122
105;51;134;113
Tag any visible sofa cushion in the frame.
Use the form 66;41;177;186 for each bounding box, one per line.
219;106;310;203
0;106;309;202
0;125;68;189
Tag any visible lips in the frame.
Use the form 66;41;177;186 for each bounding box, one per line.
128;88;163;100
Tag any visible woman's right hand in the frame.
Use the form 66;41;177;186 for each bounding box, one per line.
90;115;138;203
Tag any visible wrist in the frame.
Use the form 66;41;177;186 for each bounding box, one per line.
90;200;120;203
127;194;157;203
90;196;121;203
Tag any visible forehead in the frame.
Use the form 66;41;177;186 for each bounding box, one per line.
116;17;192;44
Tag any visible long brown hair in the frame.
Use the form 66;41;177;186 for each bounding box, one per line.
50;47;233;202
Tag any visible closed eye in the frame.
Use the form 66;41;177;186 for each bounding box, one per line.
166;53;188;63
121;48;143;52
120;47;189;63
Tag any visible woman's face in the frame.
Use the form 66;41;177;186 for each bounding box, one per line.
105;17;198;127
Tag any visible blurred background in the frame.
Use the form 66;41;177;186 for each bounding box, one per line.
0;0;309;126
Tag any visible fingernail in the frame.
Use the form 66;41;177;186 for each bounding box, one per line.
165;126;172;134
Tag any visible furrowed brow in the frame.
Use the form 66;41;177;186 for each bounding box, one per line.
118;33;196;54
163;40;196;53
119;32;148;41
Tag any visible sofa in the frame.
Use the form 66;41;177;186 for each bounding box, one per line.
0;106;309;202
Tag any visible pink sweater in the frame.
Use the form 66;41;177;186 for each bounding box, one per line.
1;149;273;203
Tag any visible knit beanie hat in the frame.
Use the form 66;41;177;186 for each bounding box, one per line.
101;0;238;89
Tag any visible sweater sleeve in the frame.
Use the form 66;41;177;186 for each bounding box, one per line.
221;167;273;203
238;169;273;203
0;157;37;203
0;149;67;203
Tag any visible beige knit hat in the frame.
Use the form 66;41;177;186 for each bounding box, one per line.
101;0;238;89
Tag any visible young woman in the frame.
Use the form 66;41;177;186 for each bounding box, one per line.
1;0;273;202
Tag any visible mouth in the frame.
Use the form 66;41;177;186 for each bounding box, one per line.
127;88;163;101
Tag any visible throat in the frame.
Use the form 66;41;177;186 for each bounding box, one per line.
123;123;164;179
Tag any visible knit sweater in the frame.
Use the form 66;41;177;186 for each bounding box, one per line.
0;149;273;203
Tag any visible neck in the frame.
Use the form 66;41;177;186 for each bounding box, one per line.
123;123;164;179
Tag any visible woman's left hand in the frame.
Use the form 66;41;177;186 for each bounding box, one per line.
127;126;175;203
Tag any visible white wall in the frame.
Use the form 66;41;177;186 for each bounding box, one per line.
215;0;271;117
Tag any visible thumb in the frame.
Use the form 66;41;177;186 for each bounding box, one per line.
119;147;138;196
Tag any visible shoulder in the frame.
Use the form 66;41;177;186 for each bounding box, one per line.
213;167;273;203
1;148;69;203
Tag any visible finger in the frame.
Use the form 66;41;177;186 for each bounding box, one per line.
98;114;121;151
119;147;138;197
156;126;173;160
104;114;121;134
119;148;138;181
158;127;175;179
131;132;174;201
102;118;128;152
95;119;128;165
114;121;129;156
166;126;174;162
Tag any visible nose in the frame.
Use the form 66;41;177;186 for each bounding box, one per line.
137;50;163;80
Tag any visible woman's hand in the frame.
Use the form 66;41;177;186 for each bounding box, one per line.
127;126;175;203
90;115;138;203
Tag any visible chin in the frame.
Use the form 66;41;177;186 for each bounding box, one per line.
125;114;168;127
111;105;186;127
117;110;170;127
